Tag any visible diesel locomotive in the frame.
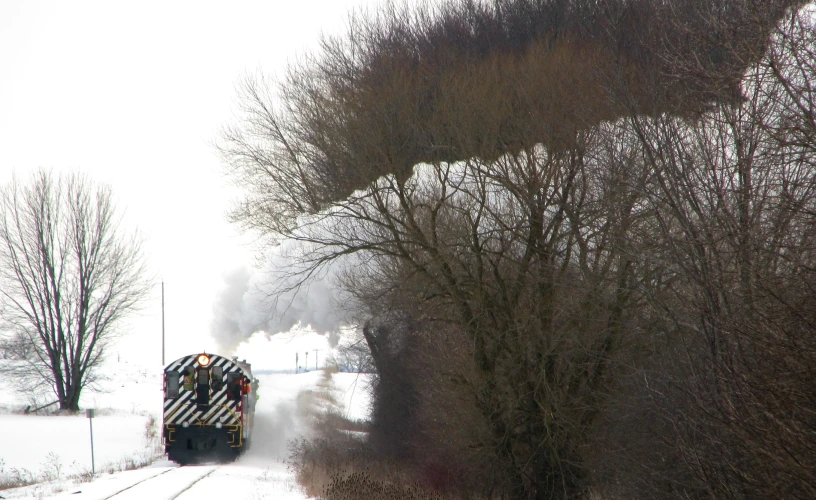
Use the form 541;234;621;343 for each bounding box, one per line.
162;352;258;464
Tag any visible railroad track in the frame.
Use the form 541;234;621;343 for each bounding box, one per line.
99;465;219;500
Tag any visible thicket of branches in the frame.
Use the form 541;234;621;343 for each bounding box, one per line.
221;0;816;498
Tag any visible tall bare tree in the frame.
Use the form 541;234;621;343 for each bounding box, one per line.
611;5;816;496
222;25;645;498
0;170;150;412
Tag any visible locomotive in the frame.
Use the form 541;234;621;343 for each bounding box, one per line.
162;352;258;464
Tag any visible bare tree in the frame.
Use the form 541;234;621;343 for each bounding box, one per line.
609;5;816;496
224;60;644;498
0;170;150;412
223;1;811;498
326;333;375;373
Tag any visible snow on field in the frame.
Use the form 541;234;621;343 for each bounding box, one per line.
334;372;371;423
0;359;164;479
0;356;371;500
0;414;154;475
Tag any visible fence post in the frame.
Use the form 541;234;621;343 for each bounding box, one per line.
86;408;95;475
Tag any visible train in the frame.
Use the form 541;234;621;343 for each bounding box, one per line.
162;352;258;464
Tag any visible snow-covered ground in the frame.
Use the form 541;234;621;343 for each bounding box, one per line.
0;357;371;499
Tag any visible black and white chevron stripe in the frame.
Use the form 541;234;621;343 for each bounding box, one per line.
163;353;249;426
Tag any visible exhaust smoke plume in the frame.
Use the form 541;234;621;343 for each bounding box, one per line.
210;239;347;355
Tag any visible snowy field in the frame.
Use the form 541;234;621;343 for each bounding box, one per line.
0;357;371;499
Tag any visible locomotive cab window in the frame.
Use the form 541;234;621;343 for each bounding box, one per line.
227;372;242;401
165;370;179;398
182;366;194;390
211;366;224;391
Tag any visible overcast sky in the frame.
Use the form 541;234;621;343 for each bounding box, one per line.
0;0;390;369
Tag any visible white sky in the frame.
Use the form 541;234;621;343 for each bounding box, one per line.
0;0;390;369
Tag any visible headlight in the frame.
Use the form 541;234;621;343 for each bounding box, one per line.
182;422;189;428
197;354;210;367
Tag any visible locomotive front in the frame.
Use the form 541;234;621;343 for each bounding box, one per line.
162;353;257;464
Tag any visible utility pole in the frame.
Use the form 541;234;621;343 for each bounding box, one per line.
161;281;165;366
305;351;309;372
296;352;299;373
314;349;319;370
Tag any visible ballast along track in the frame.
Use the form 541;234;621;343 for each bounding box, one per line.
100;465;218;500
